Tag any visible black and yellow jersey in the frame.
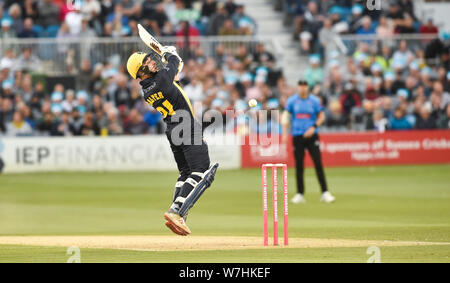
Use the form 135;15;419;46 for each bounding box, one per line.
139;54;195;127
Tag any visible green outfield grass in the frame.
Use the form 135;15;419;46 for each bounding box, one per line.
0;164;449;262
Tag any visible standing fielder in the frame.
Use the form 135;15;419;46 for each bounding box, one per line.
127;47;219;236
282;80;335;204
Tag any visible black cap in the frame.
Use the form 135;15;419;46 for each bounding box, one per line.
298;80;308;86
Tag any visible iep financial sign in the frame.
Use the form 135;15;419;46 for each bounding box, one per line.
0;136;241;173
1;136;176;173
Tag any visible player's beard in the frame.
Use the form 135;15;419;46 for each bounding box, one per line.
140;65;158;77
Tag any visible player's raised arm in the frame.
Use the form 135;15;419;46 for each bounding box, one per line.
161;46;183;82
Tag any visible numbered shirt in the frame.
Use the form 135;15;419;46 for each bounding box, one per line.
285;94;323;137
139;55;195;126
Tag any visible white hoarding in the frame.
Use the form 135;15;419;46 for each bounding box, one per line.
0;136;240;173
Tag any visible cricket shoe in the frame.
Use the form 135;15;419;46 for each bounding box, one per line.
320;191;336;203
291;193;306;204
164;212;191;235
165;221;188;236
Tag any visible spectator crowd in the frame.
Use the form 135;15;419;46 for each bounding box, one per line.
283;0;440;54
0;0;449;137
282;0;450;132
0;0;256;38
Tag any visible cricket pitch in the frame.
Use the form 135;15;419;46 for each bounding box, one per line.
0;236;448;252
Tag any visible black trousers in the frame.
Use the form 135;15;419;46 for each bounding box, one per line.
166;123;210;179
293;134;328;194
166;124;210;206
0;157;3;173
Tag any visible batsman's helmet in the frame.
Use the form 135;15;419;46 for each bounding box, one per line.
127;52;148;79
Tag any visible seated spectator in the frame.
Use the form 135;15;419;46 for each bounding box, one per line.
364;79;381;101
232;5;256;35
420;19;439;35
37;0;60;27
430;81;450;109
18;18;38;38
23;0;38;21
219;19;240;36
208;2;228;35
319;19;339;59
77;59;93;90
144;109;164;134
398;0;416;19
15;47;42;72
297;1;324;53
8;3;23;34
161;21;176;36
324;100;349;130
340;83;362;116
150;2;168;34
252;43;275;67
372;109;389;133
1;97;14;123
51;111;74;136
109;75;131;108
36;111;55;135
389;106;414;130
356;16;375;35
416;104;437;129
119;0;141;19
386;1;404;25
2;80;15;101
65;7;84;35
201;0;217;18
176;21;200;51
81;0;102;22
75;90;89;114
376;16;395;37
348;4;363;33
437;104;450;129
0;18;16;39
124;109;149;135
106;3;130;36
105;108;124;135
225;0;238;16
7;111;33;136
246;76;266;101
79;112;100;136
61;90;76;113
396;14;416;34
362;100;376;130
184;77;203;103
304;55;323;87
387;1;417;34
69;108;84;135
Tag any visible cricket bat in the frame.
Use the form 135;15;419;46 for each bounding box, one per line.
137;23;183;74
137;24;164;56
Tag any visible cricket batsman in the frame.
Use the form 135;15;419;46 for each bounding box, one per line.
126;47;218;236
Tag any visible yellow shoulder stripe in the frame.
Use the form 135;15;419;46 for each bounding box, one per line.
173;82;195;117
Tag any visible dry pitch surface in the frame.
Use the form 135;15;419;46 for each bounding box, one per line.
0;236;448;252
